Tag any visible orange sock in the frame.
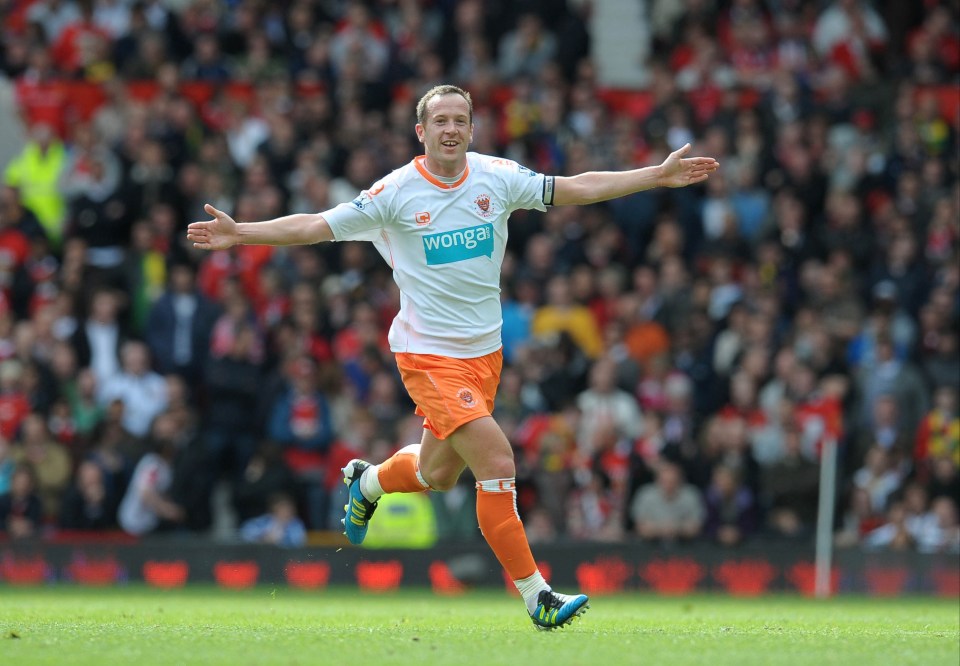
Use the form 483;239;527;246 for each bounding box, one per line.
475;478;537;581
376;444;431;494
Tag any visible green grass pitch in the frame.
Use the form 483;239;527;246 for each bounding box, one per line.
1;586;957;666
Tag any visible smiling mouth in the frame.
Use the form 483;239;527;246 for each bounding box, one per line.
441;141;458;147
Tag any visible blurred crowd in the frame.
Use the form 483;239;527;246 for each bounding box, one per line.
0;0;957;553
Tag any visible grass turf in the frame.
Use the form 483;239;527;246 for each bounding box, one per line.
0;586;957;666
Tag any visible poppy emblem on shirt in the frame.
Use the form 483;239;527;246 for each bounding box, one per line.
474;193;494;218
457;388;477;408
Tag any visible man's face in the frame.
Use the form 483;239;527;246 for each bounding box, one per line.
658;466;680;495
415;94;473;173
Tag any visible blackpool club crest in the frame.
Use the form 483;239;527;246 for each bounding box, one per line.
457;387;477;408
473;193;494;218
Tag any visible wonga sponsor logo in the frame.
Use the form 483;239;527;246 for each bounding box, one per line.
422;223;494;265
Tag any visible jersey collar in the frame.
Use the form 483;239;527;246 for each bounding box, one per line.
413;156;470;190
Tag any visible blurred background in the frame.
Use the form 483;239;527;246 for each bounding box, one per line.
0;0;957;587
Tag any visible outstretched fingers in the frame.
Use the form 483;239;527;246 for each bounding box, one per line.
186;222;212;248
684;157;719;167
683;158;719;175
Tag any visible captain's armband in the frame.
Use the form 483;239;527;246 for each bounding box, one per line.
542;176;555;206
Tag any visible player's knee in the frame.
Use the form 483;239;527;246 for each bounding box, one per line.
420;465;459;491
429;475;458;492
483;456;515;481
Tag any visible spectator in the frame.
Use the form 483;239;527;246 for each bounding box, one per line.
0;359;31;442
3;123;66;245
328;2;389;83
576;356;644;456
98;340;169;439
203;322;262;475
500;278;538;365
117;429;183;536
751;397;797;466
180;32;231;82
50;0;113;77
0;185;47;246
854;394;911;468
863;500;915;551
121;139;178;221
239;492;306;548
232;441;298;524
856;336;929;448
852;446;902;515
927;455;960;505
923;331;959;394
11;412;71;519
161;405;213;533
835;486;884;548
58;459;118;530
630;461;705;543
913;496;960;554
145;261;219;383
72;288;125;386
0;190;32;304
532;275;603;360
267;355;334;528
65;367;105;442
761;425;820;537
63;148;127;283
567;469;624;542
26;0;82;43
703;464;758;546
0;463;43;538
847;281;916;367
915;385;960;470
267;355;334;456
812;0;888;81
498;14;557;81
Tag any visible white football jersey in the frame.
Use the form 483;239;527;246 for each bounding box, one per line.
323;152;554;358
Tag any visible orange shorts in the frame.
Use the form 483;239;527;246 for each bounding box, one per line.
395;349;503;440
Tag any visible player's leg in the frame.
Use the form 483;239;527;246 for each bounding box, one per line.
446;415;589;629
340;437;439;545
350;351;473;497
354;429;465;500
341;428;466;544
341;352;472;544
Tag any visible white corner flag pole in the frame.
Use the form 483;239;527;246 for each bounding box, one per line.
814;437;838;599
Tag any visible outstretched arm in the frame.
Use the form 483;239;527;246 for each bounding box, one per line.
553;143;719;206
187;204;334;250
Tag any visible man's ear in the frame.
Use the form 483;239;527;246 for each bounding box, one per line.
415;124;425;143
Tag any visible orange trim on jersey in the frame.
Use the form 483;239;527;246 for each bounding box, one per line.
412;156;470;190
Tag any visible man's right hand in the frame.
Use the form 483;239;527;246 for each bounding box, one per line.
187;204;240;251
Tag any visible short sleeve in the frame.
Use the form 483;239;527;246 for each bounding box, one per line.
497;160;552;213
322;179;393;242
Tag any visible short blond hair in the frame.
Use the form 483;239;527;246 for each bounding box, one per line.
415;84;473;125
